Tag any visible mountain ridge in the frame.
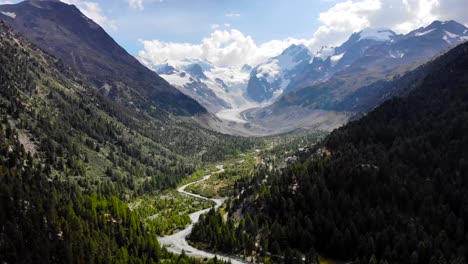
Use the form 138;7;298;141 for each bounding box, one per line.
143;20;468;135
245;20;468;131
246;20;467;107
0;0;206;116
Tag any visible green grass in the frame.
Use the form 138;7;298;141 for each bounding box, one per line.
185;152;257;198
129;190;215;236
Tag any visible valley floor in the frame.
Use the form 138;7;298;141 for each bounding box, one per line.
129;132;327;263
207;103;350;137
215;108;250;124
157;166;248;264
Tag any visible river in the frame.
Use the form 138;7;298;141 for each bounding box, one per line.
157;165;249;264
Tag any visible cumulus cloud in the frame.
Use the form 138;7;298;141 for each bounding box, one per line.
138;29;310;68
129;0;144;11
308;0;382;50
395;0;439;32
138;0;468;68
62;0;117;31
308;0;468;50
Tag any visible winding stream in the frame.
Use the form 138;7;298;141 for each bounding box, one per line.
158;166;249;264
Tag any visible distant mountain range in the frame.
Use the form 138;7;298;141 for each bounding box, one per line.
2;0;467;136
247;21;468;106
244;20;468;132
274;20;468;110
139;19;468;134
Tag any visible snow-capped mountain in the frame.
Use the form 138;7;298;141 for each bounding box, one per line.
138;20;468;134
284;28;399;96
248;20;468;109
315;28;397;66
250;20;468;127
245;29;398;103
140;58;253;113
408;20;468;42
246;44;311;102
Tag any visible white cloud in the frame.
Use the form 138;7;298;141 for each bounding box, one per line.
307;0;468;50
0;1;13;4
138;29;310;68
61;0;117;31
308;0;382;50
392;0;439;32
225;13;241;18
138;0;468;69
129;0;144;11
210;24;220;29
435;0;468;27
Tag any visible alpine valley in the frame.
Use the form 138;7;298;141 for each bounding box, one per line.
139;19;468;135
0;1;468;264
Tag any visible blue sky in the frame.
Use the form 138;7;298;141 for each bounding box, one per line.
83;0;334;54
2;0;467;68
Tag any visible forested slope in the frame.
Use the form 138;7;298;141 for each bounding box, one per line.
0;111;224;263
0;20;244;263
191;42;468;263
0;20;257;197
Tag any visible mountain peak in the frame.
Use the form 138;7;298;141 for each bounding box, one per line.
426;20;457;29
25;0;69;9
0;0;207;115
410;20;468;38
27;0;62;2
281;43;308;56
358;28;396;41
433;20;466;33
